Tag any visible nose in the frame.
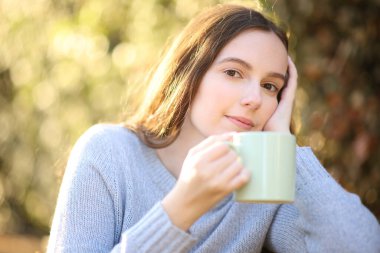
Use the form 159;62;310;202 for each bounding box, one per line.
240;81;262;110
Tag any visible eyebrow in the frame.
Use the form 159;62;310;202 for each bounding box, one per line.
216;57;286;81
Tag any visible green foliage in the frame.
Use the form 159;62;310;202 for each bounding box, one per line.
0;0;379;236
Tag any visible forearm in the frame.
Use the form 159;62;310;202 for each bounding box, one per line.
50;171;197;253
295;147;380;252
266;147;380;253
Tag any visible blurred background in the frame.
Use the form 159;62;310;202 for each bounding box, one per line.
0;0;379;252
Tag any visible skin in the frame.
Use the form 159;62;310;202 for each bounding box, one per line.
158;29;298;231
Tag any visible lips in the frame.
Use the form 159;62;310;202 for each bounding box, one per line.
226;115;254;130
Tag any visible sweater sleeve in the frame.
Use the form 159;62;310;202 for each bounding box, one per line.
112;202;196;253
265;147;380;253
47;125;197;253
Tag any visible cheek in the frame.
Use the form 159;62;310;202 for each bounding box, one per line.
189;89;213;123
193;77;228;112
189;80;228;127
263;99;279;121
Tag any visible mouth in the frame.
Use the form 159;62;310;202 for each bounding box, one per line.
225;115;254;130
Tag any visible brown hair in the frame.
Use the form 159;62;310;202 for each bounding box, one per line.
125;4;289;148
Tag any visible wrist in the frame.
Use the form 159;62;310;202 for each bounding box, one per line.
162;189;203;231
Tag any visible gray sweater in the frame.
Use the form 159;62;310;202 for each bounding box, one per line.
47;124;380;253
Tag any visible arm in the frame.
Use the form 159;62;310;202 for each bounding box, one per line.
47;128;117;252
113;202;197;253
265;147;380;252
47;125;196;253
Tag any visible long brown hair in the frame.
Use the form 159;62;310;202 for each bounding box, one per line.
125;4;289;148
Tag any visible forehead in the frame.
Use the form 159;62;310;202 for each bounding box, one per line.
215;29;288;73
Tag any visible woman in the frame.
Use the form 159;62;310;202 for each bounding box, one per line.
47;3;380;253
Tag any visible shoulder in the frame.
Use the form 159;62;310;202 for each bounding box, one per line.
63;124;150;193
75;123;139;151
68;124;143;168
78;123;138;145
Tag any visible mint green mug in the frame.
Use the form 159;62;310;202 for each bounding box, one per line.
230;132;296;203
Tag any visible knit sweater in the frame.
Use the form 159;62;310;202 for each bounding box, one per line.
47;124;380;253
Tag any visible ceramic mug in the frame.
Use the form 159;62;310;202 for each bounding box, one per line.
229;132;296;203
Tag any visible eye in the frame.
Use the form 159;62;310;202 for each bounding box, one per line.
224;69;242;78
262;83;279;92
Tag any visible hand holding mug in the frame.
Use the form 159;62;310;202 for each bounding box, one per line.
162;133;250;230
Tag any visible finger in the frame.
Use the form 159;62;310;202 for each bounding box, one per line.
229;168;251;191
208;149;239;173
189;132;235;155
288;56;298;80
282;56;298;100
216;156;244;182
275;57;298;114
197;141;232;162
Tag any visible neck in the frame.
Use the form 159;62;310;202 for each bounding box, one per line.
156;117;205;178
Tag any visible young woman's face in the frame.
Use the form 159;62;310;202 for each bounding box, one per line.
184;29;288;138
